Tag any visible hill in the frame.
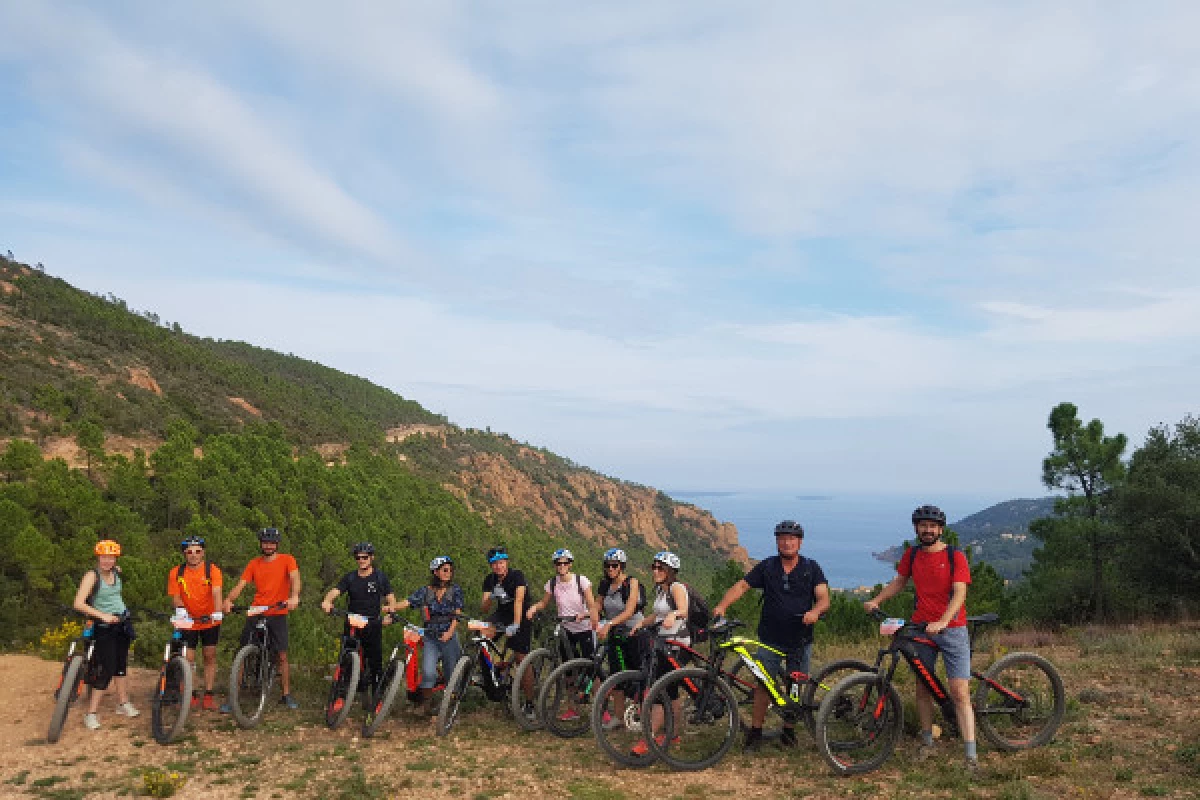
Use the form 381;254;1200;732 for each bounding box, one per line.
872;497;1057;582
0;256;746;644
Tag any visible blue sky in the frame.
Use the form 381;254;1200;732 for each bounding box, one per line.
2;2;1199;500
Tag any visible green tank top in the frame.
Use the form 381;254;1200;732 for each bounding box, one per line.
90;569;126;615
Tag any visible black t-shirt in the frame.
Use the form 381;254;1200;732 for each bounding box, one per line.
744;555;827;648
336;568;393;616
482;568;528;626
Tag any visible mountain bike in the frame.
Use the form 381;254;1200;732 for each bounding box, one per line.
47;612;107;743
151;611;219;744
590;630;750;768
537;630;619;739
436;618;515;736
226;602;288;729
324;609;380;729
640;618;872;770
510;613;581;730
362;614;428;738
814;609;1066;775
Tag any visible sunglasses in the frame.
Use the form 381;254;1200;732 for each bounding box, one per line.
184;549;204;556
651;563;667;571
438;565;454;571
603;562;622;569
554;561;572;567
355;555;372;561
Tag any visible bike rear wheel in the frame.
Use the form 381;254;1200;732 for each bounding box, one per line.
47;654;85;743
539;658;602;739
974;651;1065;751
229;644;271;729
510;647;554;731
644;667;739;771
151;655;193;744
800;658;874;735
814;672;904;776
325;650;361;729
362;658;404;738
435;656;472;737
591;670;657;768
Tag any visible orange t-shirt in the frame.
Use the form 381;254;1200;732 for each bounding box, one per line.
241;554;299;616
167;562;224;629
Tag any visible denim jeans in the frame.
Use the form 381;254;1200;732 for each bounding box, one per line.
421;633;462;689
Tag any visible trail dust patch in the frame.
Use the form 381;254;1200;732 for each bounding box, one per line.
229;397;262;417
127;366;163;396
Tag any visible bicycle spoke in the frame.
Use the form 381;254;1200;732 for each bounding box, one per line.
974;652;1065;751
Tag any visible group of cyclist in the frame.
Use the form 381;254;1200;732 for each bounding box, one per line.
68;503;977;770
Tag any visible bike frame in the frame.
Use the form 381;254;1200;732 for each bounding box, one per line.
719;635;803;709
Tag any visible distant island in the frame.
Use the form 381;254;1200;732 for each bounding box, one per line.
872;497;1058;582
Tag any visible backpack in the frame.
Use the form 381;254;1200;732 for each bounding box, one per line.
170;560;215;599
901;544;962;610
598;576;647;615
85;566;121;606
665;581;712;640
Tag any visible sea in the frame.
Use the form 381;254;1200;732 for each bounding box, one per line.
667;490;1007;591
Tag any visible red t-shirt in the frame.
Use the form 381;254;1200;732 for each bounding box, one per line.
898;546;971;627
167;562;224;629
240;554;299;616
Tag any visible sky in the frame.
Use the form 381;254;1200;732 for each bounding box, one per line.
2;2;1198;501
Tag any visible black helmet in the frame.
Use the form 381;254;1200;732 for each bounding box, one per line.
774;520;804;537
257;527;281;543
180;535;206;552
352;542;375;556
911;505;946;526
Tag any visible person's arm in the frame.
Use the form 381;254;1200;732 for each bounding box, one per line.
863;574;908;613
169;587;185;615
525;584;550;620
441;586;462;642
382;592;398;614
803;582;831;625
926;582;967;635
74;571;117;624
223;577;248;613
211;575;224;620
512;584;527;626
664;582;688;629
712;579;752;618
287;566;302;611
480;589;493;615
320;587;342;614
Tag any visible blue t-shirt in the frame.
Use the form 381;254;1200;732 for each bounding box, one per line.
744;555;827;648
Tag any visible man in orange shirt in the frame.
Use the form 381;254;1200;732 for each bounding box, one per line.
167;536;224;711
222;527;302;710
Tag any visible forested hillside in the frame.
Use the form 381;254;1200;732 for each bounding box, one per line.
0;256;746;651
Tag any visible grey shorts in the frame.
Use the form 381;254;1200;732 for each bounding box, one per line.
914;625;971;681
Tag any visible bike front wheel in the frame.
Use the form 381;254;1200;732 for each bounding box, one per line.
591;669;657;768
974;651;1065;751
435;656;473;737
539;658;602;739
325;649;361;729
814;672;904;776
362;658;404;738
799;658;874;735
151;655;193;744
47;654;86;744
643;667;739;771
510;647;554;731
229;644;270;729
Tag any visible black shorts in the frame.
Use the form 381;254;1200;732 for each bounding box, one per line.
181;626;221;649
89;623;131;691
489;615;532;655
240;615;288;652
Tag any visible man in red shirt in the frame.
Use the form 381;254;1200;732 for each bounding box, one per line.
865;505;977;770
222;528;302;710
167;536;224;710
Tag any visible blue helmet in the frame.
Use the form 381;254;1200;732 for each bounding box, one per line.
603;548;627;564
552;548;574;563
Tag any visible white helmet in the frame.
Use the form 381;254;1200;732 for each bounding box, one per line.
552;548;574;563
603;548;628;564
429;556;453;572
653;551;681;570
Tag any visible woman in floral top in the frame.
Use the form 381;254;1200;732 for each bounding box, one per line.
390;555;464;715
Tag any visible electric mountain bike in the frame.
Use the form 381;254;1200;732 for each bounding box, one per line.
362;614;428;738
436;618;516;736
510;613;581;730
324;609;380;729
47;612;106;743
814;609;1065;775
537;630;622;739
641;618;872;770
226;602;288;729
151;612;220;744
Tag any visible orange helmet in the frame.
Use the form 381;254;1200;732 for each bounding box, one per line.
94;540;122;556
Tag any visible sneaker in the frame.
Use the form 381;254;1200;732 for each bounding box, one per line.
115;702;140;717
83;713;101;731
218;702;233;714
202;694;217;712
779;726;798;748
558;708;581;722
965;756;980;774
281;694;299;710
915;741;937;762
743;729;764;753
630;739;650;757
190;695;201;711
